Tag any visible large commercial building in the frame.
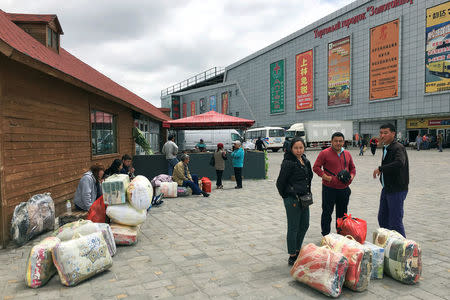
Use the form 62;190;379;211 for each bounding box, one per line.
162;0;450;145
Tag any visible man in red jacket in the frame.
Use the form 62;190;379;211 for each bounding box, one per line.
313;132;356;236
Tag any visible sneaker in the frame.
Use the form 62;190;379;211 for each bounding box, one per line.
217;185;223;189
152;193;164;206
202;191;210;197
288;255;297;266
234;186;242;189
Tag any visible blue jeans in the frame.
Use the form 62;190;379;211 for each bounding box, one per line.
378;189;407;237
167;158;179;176
183;174;202;195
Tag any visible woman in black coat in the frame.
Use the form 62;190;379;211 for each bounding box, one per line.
276;137;313;265
104;159;122;178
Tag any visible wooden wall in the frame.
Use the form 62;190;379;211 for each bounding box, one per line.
0;54;137;245
14;23;47;46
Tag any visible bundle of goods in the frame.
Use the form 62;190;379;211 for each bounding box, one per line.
290;243;348;298
321;233;372;292
106;203;146;226
11;193;55;246
177;186;192;197
155;182;178;198
102;174;130;205
110;223;140;245
25;237;60;288
52;231;113;286
151;174;173;187
361;241;384;279
53;220;116;257
373;228;422;284
336;213;367;244
126;175;153;210
201;177;212;193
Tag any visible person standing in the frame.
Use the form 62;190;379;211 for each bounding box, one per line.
214;143;227;189
255;137;267;152
276;137;312;265
359;138;367;156
354;132;360;147
231;140;244;189
313;132;356;236
369;137;378;156
437;133;443;152
415;134;422;151
162;134;178;176
373;123;409;237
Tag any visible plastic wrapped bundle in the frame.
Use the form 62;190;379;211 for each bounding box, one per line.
11;193;55;246
102;174;130;205
53;220;116;257
373;228;422;284
155;182;178;198
321;233;372;291
151;174;173;187
25;237;60;288
52;232;113;286
127;175;152;210
106;203;146;226
110;223;139;245
290;243;348;298
177;187;192;197
361;241;384;279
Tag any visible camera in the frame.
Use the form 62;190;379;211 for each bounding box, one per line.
337;170;351;184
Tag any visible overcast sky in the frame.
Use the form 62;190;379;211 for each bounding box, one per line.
1;0;354;107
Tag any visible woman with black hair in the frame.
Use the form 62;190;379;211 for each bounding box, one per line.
74;164;105;211
276;137;313;266
104;159;122;178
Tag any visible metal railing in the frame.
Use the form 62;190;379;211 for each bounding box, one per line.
161;67;225;97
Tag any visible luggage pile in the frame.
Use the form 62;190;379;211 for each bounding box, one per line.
151;174;178;198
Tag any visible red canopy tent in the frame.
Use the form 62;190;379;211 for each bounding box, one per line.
162;111;255;130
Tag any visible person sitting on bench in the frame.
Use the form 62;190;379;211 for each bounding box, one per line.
172;154;209;197
74;164;105;211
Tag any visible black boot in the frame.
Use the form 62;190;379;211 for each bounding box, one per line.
202;191;210;197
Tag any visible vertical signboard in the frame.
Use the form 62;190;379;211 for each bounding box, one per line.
370;19;400;100
190;101;196;116
425;2;450;94
182;102;187;118
209;95;217;111
171;95;180;119
221;92;229;114
295;50;314;111
328;36;351;106
199;98;206;113
270;59;285;113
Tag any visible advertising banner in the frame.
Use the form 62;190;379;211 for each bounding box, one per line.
295;50;314;111
221;92;229;114
190;101;196;116
425;2;450;93
209;95;217;111
182;102;187;118
270;59;285;113
328;36;351;106
171;96;180;119
370;19;400;100
199;98;206;113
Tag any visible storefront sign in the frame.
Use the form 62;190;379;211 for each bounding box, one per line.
190;101;196;116
171;96;180;119
425;2;450;94
209;95;217;111
182;102;187;118
407;117;450;129
221;92;229;114
370;19;400;100
295;50;314;111
270;59;285;114
328;37;351;106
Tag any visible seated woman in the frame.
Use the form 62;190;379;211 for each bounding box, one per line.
74;164;105;211
104;158;122;178
173;154;209;197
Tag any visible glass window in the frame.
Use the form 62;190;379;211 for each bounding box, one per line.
47;28;52;47
231;133;241;142
91;110;117;155
269;129;285;137
52;30;57;48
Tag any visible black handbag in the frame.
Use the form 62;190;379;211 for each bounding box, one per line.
324;152;351;184
296;192;313;208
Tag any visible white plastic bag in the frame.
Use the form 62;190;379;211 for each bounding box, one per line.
127;175;152;210
106;203;146;226
155;182;178;198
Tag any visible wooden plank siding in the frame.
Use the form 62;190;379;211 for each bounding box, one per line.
0;54;138;245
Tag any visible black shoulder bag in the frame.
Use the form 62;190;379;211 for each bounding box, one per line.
324;152;351;184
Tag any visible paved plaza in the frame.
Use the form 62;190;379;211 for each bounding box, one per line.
1;148;449;299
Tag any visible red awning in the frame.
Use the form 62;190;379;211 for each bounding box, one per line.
162;111;255;130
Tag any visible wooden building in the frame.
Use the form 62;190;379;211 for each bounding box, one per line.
0;11;171;246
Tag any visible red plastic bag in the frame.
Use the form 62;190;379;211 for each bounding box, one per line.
336;213;367;244
87;195;107;223
201;177;212;193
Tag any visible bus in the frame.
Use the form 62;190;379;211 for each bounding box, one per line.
245;127;285;152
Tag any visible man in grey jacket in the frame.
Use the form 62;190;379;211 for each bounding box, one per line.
162;135;179;176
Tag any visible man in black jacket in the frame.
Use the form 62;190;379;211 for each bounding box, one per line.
373;123;409;237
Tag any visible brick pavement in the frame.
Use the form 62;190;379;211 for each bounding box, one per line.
1;149;449;299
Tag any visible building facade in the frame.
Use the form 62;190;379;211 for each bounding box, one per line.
162;0;450;144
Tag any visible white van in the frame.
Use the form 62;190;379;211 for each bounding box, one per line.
244;127;285;152
182;129;243;151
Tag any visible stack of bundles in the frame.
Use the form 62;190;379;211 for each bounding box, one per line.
321;233;372;292
53;220;116;257
110;223;139;245
155;182;178;198
290;243;348;298
102;174;130;205
11;193;55;246
151;174;173;187
373;228;422;284
177;186;192;197
361;241;384;279
106;204;146;226
25;237;60;288
52;232;113;286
